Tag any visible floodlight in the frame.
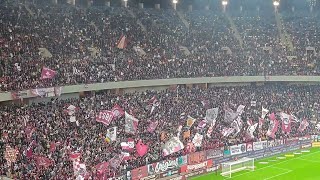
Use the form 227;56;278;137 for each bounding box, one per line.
173;0;178;4
222;0;228;6
273;1;279;7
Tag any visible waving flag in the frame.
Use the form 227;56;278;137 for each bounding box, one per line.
105;127;117;143
266;113;279;139
186;116;196;129
4;146;19;165
109;154;124;169
261;107;269;119
163;137;184;156
96;110;114;126
125;112;139;134
205;108;219;125
116;35;128;49
111;104;124;120
232;116;243;135
147;120;159;133
206;125;214;138
224;108;238;123
246;119;258;140
69;152;81;161
65;105;77;116
121;138;135;152
236;105;245;115
95;162;109;176
221;127;234;137
197;119;207;129
298;119;309;132
41;67;57;79
34;155;53;169
280;112;291;134
192;133;204;147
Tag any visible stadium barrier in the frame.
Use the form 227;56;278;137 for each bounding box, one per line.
122;135;313;180
3;76;320;102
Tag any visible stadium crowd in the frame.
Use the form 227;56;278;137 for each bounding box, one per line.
0;84;319;179
1;1;320;179
0;2;320;91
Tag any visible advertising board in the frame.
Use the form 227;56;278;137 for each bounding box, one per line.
206;149;223;160
230;143;246;155
188;151;206;165
180;159;213;173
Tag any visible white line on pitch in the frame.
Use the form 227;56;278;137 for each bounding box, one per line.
297;157;320;163
230;149;320;179
263;169;293;180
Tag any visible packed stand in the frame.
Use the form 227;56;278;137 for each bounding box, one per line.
0;84;319;179
0;2;320;92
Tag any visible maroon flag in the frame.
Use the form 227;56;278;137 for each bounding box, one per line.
40;67;57;79
95;162;109;175
116;35;128;49
147;120;158;133
69;152;81;161
111;104;124;120
298;119;309;132
49;142;56;152
35;156;53;168
25;140;36;158
96;110;114;126
266;113;279;139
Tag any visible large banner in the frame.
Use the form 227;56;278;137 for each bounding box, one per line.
162;137;184;156
125;112;139;134
30;87;62;97
230;144;246;155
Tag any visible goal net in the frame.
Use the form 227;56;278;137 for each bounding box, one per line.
221;157;255;178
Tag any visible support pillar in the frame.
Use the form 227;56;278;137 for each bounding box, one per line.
155;4;160;9
139;3;144;9
188;5;192;11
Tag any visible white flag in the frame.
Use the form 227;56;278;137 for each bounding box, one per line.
205;108;219;126
192;133;203;147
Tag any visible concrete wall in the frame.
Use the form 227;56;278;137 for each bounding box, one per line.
1;76;320;102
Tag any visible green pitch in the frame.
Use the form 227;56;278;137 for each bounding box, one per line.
192;148;320;180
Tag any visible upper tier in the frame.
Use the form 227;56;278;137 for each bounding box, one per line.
0;2;319;92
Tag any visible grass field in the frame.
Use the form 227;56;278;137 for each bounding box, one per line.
192;148;320;180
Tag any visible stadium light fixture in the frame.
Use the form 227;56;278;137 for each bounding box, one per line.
173;0;178;4
273;0;280;7
222;0;228;6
